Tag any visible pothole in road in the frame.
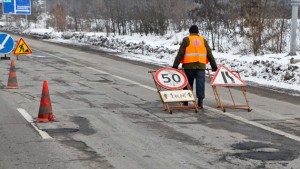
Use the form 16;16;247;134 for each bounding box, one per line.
44;116;112;168
44;116;96;136
60;139;114;169
231;141;298;161
72;116;97;136
68;90;104;95
102;103;130;109
44;128;79;134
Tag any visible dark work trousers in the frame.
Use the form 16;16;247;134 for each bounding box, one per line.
184;69;205;105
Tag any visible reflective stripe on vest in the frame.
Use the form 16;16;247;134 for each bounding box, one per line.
181;35;207;64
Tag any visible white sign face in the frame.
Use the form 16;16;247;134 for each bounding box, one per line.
211;65;246;86
154;68;188;90
160;90;195;103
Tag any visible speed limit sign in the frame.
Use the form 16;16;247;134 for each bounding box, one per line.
154;68;188;90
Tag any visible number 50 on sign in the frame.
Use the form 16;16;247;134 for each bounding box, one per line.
154;68;188;90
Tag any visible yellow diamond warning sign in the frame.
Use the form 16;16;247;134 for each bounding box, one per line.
14;38;32;55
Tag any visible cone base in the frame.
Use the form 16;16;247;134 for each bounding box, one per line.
48;114;55;121
36;118;49;123
6;86;19;89
36;114;55;123
36;119;56;123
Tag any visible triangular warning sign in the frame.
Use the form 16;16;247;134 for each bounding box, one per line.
14;38;32;55
210;65;246;86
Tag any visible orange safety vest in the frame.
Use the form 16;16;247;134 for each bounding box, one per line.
181;35;208;64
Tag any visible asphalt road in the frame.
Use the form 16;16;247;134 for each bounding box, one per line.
0;34;300;169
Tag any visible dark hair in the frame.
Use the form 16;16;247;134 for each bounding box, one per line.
189;25;199;33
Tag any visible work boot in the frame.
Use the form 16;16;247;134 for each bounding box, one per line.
198;103;203;109
198;100;203;109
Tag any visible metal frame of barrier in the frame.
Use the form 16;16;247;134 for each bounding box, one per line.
149;69;199;114
207;69;252;112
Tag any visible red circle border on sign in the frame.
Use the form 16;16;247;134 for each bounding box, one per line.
154;67;188;90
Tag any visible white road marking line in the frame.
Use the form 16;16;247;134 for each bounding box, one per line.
204;106;300;142
87;67;156;91
35;48;156;91
34;49;84;67
86;66;110;75
111;74;157;92
17;108;52;139
33;48;300;142
204;95;293;121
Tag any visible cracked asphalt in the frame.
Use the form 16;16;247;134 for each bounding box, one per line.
0;34;300;169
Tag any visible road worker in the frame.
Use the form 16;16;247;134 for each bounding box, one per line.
172;25;217;109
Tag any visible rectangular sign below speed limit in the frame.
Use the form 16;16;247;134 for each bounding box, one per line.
160;90;195;103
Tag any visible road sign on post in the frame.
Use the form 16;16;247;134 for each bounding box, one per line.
3;0;31;15
14;38;32;55
289;0;300;56
0;33;15;54
0;33;14;60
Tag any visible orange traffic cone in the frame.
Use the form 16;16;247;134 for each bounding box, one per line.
37;81;55;122
7;60;18;89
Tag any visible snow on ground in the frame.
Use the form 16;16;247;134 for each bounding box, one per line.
19;28;300;94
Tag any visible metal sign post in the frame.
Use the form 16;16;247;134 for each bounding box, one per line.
149;68;199;114
208;65;252;112
289;0;300;56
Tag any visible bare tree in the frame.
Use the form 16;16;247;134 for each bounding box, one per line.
28;0;43;28
4;0;292;55
190;0;224;51
243;0;270;55
49;0;66;32
90;0;106;32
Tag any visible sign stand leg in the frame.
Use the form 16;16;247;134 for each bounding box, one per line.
241;86;252;112
150;71;172;113
227;87;236;106
0;54;11;60
213;86;225;112
212;86;220;108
